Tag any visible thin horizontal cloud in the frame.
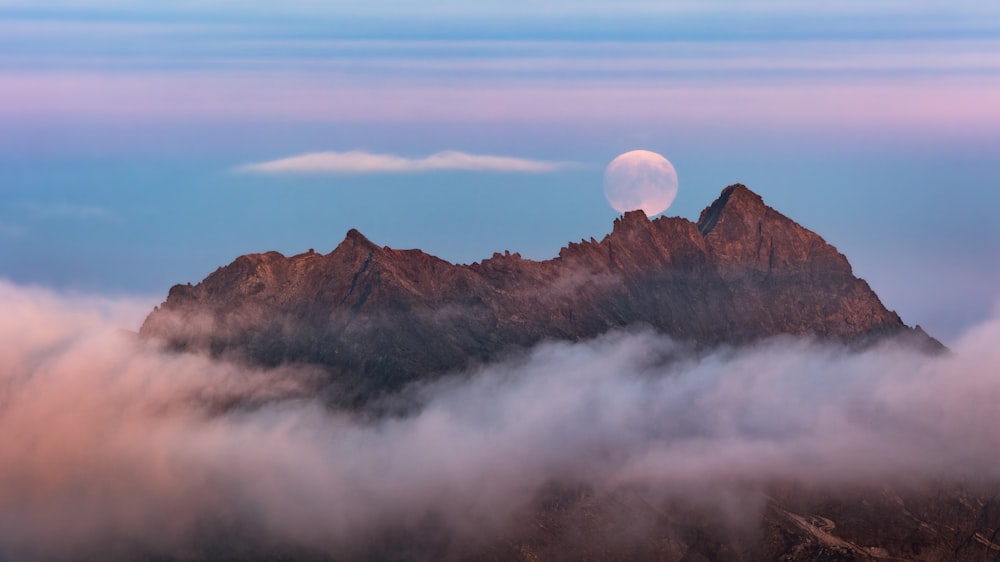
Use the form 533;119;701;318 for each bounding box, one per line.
6;72;1000;135
235;150;576;174
23;201;113;220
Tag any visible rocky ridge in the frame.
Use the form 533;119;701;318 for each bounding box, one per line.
135;184;985;562
140;184;935;404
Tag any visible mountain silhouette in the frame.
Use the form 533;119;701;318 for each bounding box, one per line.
134;184;995;562
141;184;938;405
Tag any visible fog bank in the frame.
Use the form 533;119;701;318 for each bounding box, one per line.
0;279;997;559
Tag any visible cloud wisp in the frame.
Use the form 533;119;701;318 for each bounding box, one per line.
22;201;113;221
235;150;576;174
1;278;999;559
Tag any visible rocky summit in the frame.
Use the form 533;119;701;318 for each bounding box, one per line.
140;184;937;404
135;184;992;562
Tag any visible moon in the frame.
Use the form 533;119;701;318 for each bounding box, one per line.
603;150;678;216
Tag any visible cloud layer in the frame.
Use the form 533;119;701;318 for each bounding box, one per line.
236;150;575;174
1;278;999;559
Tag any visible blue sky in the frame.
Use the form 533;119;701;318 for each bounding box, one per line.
1;0;998;342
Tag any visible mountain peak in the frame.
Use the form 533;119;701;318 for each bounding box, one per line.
612;209;650;235
332;228;379;256
141;183;935;403
622;209;649;222
697;183;764;236
344;228;373;244
136;181;952;559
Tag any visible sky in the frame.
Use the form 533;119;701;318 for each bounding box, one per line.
1;0;999;342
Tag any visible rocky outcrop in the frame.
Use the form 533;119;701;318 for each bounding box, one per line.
140;184;937;404
134;183;973;561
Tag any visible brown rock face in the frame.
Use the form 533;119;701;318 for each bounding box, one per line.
140;184;935;404
135;184;975;562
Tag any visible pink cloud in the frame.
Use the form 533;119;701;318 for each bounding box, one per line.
1;278;1000;557
236;149;574;173
2;71;1000;135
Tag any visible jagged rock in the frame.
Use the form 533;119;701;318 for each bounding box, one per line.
135;184;977;561
140;184;937;404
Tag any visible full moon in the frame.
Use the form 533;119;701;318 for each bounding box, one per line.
603;150;678;216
